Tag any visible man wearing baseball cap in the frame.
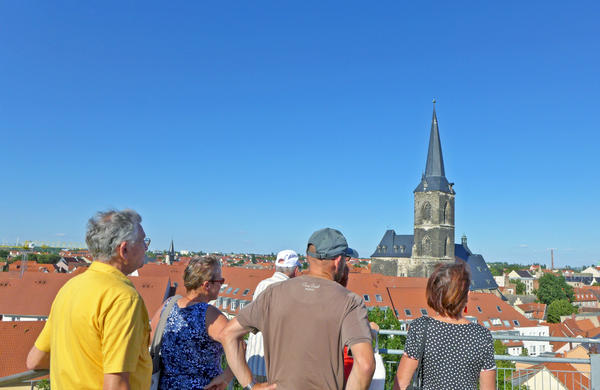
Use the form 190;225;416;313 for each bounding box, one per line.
222;228;375;390
245;249;301;383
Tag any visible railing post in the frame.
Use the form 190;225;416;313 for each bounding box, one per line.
592;354;600;390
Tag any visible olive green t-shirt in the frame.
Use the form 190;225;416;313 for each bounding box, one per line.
237;275;372;390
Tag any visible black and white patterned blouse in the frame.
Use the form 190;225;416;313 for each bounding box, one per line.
404;316;496;390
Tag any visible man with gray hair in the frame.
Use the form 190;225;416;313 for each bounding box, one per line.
27;209;152;390
245;249;300;382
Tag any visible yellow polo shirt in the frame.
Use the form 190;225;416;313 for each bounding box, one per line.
35;261;152;390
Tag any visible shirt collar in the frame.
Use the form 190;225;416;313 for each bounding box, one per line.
89;261;133;285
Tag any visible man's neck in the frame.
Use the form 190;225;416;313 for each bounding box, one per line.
306;270;335;281
99;258;128;275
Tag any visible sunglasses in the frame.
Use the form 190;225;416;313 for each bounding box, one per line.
209;278;225;284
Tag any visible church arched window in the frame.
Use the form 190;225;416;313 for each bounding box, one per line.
422;202;432;223
446;237;452;257
444;201;451;224
422;236;432;256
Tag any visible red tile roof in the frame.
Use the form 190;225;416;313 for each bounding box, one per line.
0;321;47;377
0;268;170;319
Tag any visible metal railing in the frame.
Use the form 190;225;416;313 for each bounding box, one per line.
377;329;600;389
2;332;599;388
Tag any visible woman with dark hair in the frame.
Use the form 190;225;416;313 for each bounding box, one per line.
150;256;233;390
393;261;496;390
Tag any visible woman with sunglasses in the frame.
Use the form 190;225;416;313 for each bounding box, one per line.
150;255;232;390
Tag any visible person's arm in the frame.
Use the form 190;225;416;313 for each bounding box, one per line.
479;369;496;390
392;354;419;390
220;318;254;388
149;302;163;341
220;318;276;390
26;346;50;370
103;372;130;390
346;341;375;390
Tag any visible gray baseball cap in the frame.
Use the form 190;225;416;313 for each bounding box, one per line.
307;228;359;260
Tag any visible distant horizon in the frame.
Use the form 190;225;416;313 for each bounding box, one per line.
2;2;599;267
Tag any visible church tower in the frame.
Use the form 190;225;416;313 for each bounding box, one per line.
409;100;455;276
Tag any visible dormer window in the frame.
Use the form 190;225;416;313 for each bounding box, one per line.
375;294;383;302
242;289;250;296
363;295;370;302
404;309;412;316
400;245;405;254
393;245;399;253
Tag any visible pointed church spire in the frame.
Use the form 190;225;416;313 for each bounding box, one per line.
425;99;446;178
414;100;454;194
169;239;175;255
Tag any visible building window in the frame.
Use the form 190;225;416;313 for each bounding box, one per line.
422;202;432;222
226;287;233;294
477;306;482;313
233;288;240;295
420;308;428;316
393;245;399;253
444;201;451;224
375;294;383;302
503;320;511;327
513;320;520;326
483;321;490;328
242;289;250;296
394;309;399;317
400;245;405;254
220;285;227;293
404;309;412;316
491;318;501;326
363;295;370;302
422;236;432;256
496;305;502;312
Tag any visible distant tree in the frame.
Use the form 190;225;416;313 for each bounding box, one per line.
547;299;578;323
37;254;61;264
251;254;257;264
510;279;526;295
536;273;574;304
593;282;600;287
0;249;9;259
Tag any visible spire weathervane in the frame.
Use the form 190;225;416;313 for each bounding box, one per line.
432;98;436;104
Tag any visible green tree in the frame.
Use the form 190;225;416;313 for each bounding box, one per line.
547;299;578;323
37;254;61;264
368;307;405;390
0;249;9;259
494;340;527;389
35;379;50;389
536;273;574;304
510;279;526;295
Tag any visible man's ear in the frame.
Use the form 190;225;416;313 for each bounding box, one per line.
117;241;128;260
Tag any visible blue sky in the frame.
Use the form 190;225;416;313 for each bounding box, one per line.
1;2;599;267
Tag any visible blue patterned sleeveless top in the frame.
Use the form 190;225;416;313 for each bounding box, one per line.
159;301;224;389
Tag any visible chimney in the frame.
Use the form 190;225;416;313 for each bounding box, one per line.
461;234;468;246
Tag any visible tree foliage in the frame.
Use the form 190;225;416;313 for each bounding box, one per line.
494;340;527;389
547;299;578;323
510;279;526;295
368;307;405;390
487;262;527;277
536;273;574;304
